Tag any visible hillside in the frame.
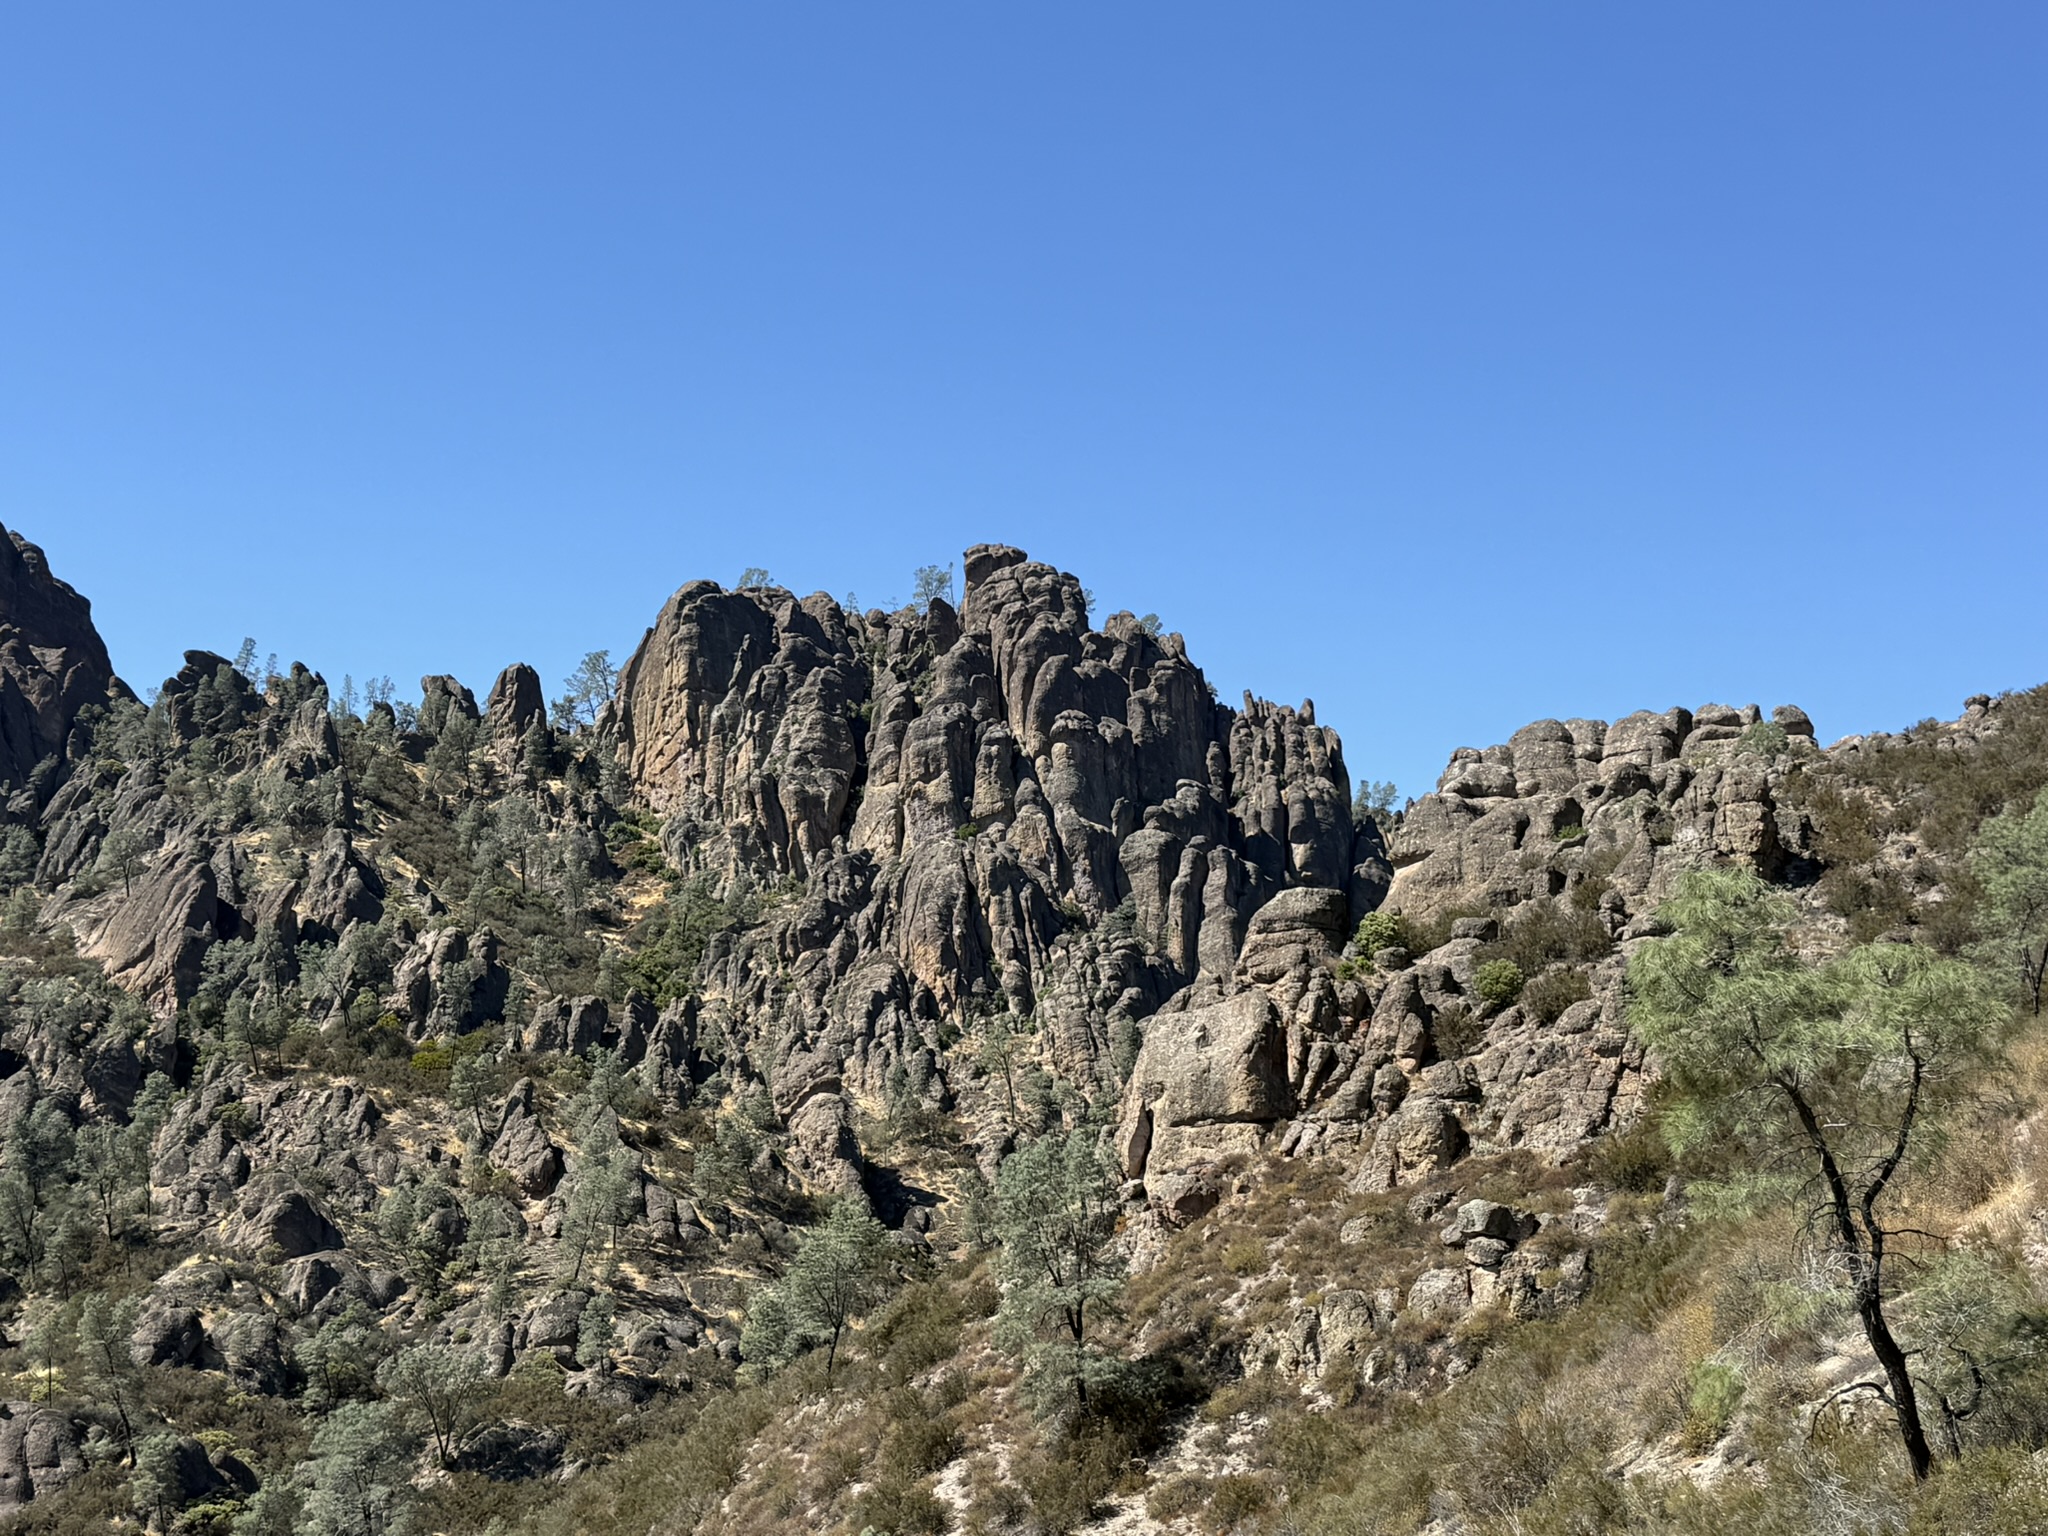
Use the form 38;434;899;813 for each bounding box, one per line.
1;523;2045;1536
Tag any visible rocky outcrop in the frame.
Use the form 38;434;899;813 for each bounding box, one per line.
0;523;128;806
1387;703;1818;924
615;546;1373;1147
0;1402;84;1514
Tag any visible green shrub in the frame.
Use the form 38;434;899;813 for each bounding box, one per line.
1738;721;1790;758
1552;822;1586;843
1353;910;1409;955
1475;960;1525;1007
1681;1361;1744;1449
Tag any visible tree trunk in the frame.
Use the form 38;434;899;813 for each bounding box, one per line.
1857;1279;1933;1479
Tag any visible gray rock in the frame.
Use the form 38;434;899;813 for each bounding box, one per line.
0;1402;84;1513
1406;1267;1471;1319
231;1189;343;1258
1439;1199;1539;1247
130;1303;206;1368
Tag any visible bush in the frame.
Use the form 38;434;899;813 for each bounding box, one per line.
1431;1001;1483;1057
1492;901;1613;971
1520;966;1592;1025
848;1476;950;1536
1739;720;1790;758
1353;910;1408;956
1588;1120;1672;1194
1681;1361;1744;1449
1475;960;1525;1007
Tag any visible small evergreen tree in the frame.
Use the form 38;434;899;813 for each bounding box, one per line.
746;1199;893;1381
376;1343;486;1467
299;1400;411;1536
1970;786;2048;1013
75;1292;144;1456
994;1129;1125;1417
1629;867;2003;1480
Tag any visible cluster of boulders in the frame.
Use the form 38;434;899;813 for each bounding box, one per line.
1245;1193;1599;1394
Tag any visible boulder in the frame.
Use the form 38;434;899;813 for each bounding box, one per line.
231;1189;344;1258
0;1402;83;1513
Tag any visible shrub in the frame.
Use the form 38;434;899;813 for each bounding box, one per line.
1222;1237;1266;1276
1681;1361;1744;1450
1738;721;1790;758
1205;1474;1272;1531
1521;966;1592;1025
1552;822;1587;842
1588;1119;1672;1194
1475;960;1525;1007
849;1476;950;1536
1493;901;1613;970
1431;1001;1483;1057
1353;910;1408;956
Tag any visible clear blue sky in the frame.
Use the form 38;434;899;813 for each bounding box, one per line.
5;6;2044;799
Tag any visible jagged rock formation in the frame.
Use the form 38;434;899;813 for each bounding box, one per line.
0;522;128;812
613;543;1377;1189
1111;700;1835;1218
1389;702;1818;922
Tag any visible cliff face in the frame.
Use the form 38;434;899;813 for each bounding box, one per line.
609;544;1379;1190
0;523;128;809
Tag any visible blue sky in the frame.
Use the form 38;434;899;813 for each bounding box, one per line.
4;5;2044;799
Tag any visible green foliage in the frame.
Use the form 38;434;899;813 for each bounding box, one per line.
1680;1361;1744;1449
911;562;955;608
576;1291;618;1373
1475;959;1525;1007
377;1342;489;1466
1969;785;2048;1012
558;1118;640;1283
741;1199;894;1380
995;1130;1126;1419
1630;866;2006;1479
621;874;759;1007
550;650;617;732
1738;720;1791;758
1353;778;1402;833
1352;909;1408;957
298;1399;412;1536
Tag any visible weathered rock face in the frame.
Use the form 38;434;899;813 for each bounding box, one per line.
0;1402;84;1514
1110;706;1819;1217
614;545;1375;1152
486;663;546;745
0;523;128;806
1387;704;1817;924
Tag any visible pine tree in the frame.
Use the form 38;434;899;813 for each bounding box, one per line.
994;1129;1126;1417
1629;866;2004;1480
780;1199;892;1382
